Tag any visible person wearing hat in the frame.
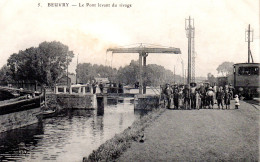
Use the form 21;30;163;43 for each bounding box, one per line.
199;84;206;109
206;87;214;109
216;86;225;109
183;84;191;110
92;80;97;94
224;89;232;109
229;84;234;99
190;83;197;109
163;83;173;109
173;88;179;109
99;81;104;93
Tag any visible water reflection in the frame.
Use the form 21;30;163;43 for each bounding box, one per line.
0;122;44;161
0;97;138;162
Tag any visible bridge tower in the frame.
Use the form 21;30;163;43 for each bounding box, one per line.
185;16;195;84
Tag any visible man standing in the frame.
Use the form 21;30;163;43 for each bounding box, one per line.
163;84;173;109
206;87;214;109
190;83;197;109
216;86;224;109
99;82;104;93
92;80;97;94
199;84;206;109
173;88;179;109
183;85;191;110
229;84;234;99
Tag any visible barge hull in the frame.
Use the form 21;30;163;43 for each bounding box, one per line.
0;96;43;133
0;107;41;133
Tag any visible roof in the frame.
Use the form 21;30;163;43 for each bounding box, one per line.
233;63;260;66
94;77;109;83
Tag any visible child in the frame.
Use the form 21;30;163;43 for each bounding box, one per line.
234;94;240;109
224;89;231;109
195;90;201;110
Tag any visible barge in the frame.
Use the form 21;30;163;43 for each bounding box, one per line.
0;95;44;133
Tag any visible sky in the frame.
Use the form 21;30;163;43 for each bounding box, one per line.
0;0;259;77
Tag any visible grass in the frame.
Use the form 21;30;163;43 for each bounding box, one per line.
83;108;166;162
117;101;259;161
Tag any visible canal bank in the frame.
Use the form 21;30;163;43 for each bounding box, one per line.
116;100;259;161
83;107;165;162
0;97;148;161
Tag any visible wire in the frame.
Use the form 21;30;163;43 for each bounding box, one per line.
111;53;114;68
105;51;108;66
114;43;177;49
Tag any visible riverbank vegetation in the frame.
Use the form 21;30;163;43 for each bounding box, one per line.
77;60;182;86
83;108;166;162
0;50;183;87
0;41;74;86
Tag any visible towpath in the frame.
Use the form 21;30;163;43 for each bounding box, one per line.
118;100;259;161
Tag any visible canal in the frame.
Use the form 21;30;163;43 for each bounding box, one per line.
0;97;149;162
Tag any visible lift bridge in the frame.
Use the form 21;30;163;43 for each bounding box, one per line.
107;44;181;94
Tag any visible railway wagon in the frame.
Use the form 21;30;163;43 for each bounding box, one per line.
217;75;234;88
233;63;260;98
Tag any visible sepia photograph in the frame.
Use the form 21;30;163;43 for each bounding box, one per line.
0;0;259;161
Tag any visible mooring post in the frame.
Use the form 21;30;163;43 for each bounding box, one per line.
82;86;86;94
55;86;58;94
139;52;143;94
143;52;148;94
90;85;93;94
69;86;72;94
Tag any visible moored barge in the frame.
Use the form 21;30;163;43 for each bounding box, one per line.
0;95;44;133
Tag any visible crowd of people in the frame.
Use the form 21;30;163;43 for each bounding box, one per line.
91;81;124;94
161;83;240;110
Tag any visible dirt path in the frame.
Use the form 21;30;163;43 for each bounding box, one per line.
118;101;259;161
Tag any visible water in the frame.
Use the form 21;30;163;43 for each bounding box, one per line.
0;97;147;162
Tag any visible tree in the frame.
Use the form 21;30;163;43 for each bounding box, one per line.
216;61;234;76
116;60;182;86
76;63;117;83
0;64;14;84
117;60;139;85
7;41;74;86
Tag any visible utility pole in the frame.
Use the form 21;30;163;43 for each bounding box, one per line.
245;24;254;63
191;33;195;82
143;52;148;94
173;65;175;84
181;60;184;84
185;16;195;85
184;69;187;84
76;54;78;84
139;53;143;94
67;52;69;86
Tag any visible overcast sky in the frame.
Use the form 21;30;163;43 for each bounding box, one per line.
0;0;259;77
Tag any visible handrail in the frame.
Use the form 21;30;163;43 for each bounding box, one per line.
149;86;160;95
